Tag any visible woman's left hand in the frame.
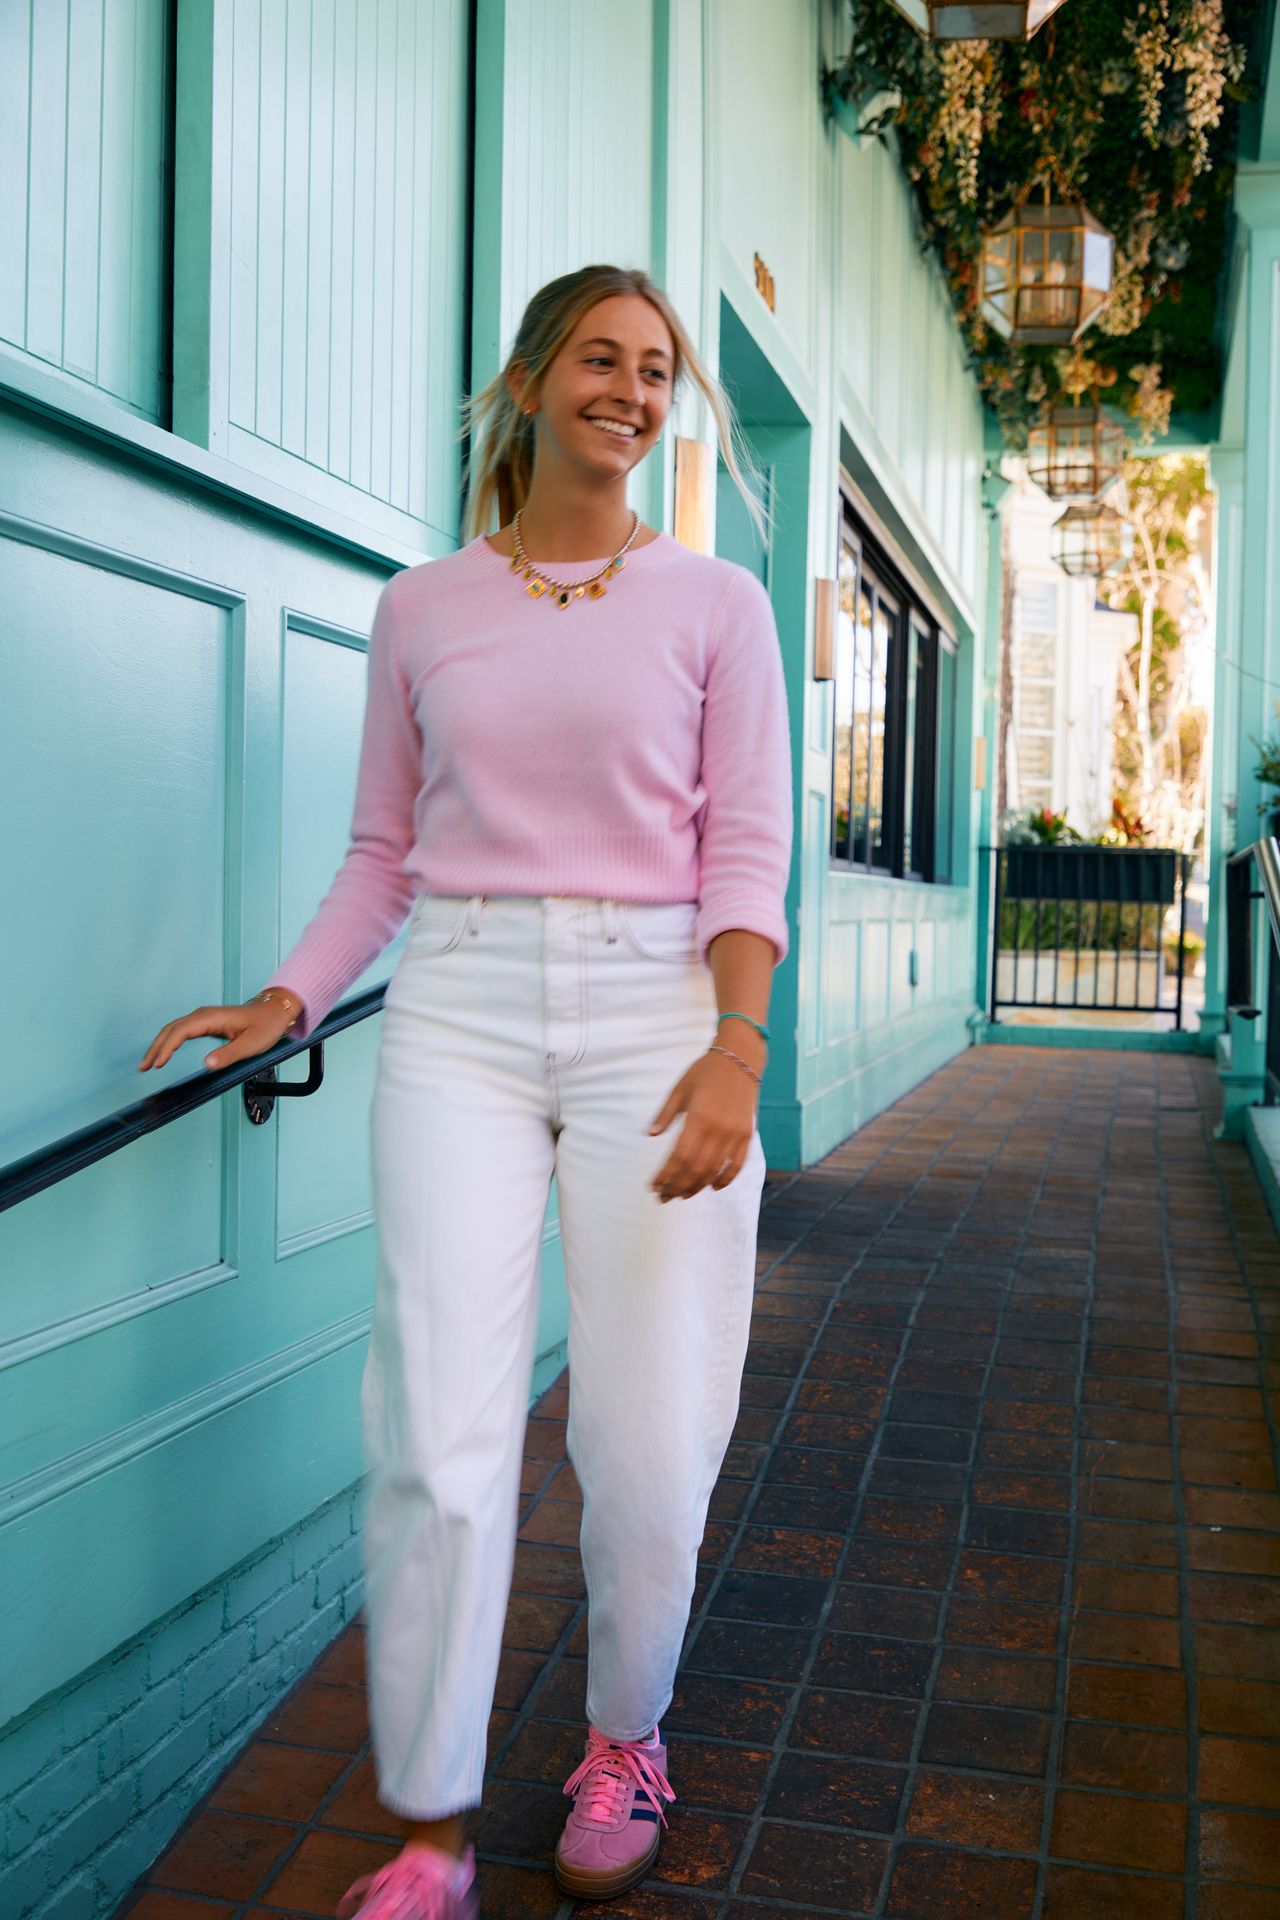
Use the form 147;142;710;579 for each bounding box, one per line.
647;1050;758;1202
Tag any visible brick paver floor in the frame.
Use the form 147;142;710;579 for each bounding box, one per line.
117;1046;1280;1919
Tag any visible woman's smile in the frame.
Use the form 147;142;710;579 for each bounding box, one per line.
586;416;641;439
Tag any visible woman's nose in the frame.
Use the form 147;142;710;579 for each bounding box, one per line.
613;366;647;408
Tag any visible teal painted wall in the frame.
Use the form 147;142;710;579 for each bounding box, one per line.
0;3;993;1908
1205;121;1280;1126
696;0;990;1165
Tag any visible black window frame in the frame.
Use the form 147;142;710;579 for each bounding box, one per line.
829;493;952;884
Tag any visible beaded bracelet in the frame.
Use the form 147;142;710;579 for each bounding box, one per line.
718;1010;770;1043
706;1043;763;1084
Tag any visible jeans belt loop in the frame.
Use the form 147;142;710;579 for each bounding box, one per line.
602;899;619;944
466;895;483;937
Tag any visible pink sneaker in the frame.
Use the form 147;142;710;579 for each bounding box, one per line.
335;1841;479;1920
554;1723;677;1899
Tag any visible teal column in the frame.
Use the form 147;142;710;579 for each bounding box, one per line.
1218;170;1280;1131
1199;445;1243;1045
972;457;1010;1030
469;1;507;400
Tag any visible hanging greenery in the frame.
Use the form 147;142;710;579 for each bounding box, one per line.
823;0;1257;445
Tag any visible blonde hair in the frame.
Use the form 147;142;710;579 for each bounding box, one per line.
459;264;769;546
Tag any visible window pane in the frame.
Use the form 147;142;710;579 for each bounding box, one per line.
936;640;956;883
903;617;924;873
832;543;857;860
869;583;895;870
853;578;874;864
1017;682;1054;730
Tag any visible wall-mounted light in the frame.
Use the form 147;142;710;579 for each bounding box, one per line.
813;578;836;680
673;438;713;554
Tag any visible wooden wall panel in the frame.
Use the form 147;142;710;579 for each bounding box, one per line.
192;0;469;547
0;0;172;420
497;0;655;357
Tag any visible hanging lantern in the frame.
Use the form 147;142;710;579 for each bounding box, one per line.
980;180;1115;346
1026;400;1126;501
1051;501;1133;579
886;1;1071;35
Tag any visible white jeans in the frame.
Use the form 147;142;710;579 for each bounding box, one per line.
361;893;767;1820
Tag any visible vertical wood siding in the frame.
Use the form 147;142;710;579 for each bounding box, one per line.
497;0;654;354
0;0;173;421
222;0;467;540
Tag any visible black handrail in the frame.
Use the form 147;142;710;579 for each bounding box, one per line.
0;984;388;1216
1225;836;1280;1019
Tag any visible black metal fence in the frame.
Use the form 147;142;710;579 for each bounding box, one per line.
988;844;1192;1027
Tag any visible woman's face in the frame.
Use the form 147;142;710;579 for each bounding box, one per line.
523;293;676;481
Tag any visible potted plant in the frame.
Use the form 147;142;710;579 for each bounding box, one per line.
1162;929;1205;977
1001;805;1179;905
1251;724;1280;837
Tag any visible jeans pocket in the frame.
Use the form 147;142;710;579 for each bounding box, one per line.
616;901;700;965
405;894;473;957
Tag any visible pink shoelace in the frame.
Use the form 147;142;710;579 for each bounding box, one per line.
335;1845;466;1920
562;1727;677;1829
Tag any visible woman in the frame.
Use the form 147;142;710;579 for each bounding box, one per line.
138;264;793;1919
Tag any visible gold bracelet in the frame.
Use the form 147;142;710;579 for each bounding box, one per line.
253;988;301;1031
706;1042;762;1084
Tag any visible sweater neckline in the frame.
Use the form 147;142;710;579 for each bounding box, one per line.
468;528;674;577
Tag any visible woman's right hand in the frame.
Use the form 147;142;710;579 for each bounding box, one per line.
137;993;303;1074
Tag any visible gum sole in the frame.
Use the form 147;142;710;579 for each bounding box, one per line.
553;1834;661;1900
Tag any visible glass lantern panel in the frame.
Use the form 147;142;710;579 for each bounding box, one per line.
1077;284;1110;332
1083;228;1114;288
1021;230;1049;278
938;5;1026;30
1057;454;1095;493
982;237;1017;335
1020;283;1079;333
1049;229;1080;271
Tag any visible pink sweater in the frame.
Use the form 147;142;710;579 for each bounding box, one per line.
263;530;793;1040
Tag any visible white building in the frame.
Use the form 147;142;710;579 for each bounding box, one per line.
1003;470;1137;836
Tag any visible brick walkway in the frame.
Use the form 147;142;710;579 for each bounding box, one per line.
119;1047;1280;1919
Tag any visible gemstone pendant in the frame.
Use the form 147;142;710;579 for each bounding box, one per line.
587;581;607;599
613;553;627;569
527;578;546;598
557;591;572;608
509;555;523;572
574;586;585;598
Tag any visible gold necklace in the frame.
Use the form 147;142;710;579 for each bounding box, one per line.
508;509;642;608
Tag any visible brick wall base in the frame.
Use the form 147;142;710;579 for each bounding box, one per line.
0;1481;364;1920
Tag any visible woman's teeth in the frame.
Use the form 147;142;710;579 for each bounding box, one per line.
589;419;638;438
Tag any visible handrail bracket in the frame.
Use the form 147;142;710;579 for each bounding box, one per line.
243;1044;326;1124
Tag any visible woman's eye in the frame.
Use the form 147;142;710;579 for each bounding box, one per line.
586;356;667;380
